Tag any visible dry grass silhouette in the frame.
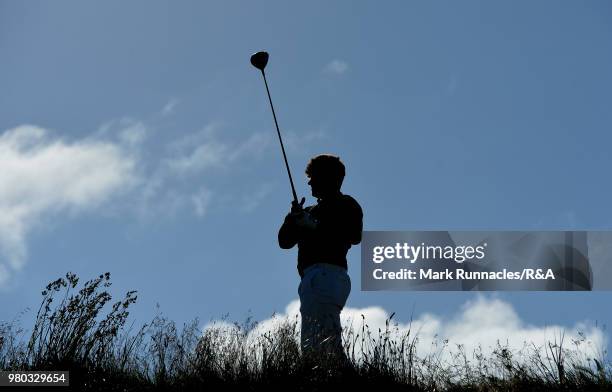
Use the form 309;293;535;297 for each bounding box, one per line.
0;272;610;391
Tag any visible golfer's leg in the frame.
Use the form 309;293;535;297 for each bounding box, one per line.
317;302;342;355
299;270;319;354
316;267;351;358
300;308;318;353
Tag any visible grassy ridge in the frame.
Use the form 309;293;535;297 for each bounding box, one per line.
0;272;610;391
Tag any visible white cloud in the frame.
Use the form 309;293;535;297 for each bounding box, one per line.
342;296;605;363
0;116;333;281
192;187;213;218
0;125;137;284
161;98;179;116
283;128;327;153
228;132;271;161
240;183;274;213
166;123;222;154
118;121;147;146
162;130;274;178
324;60;349;75
204;296;607;369
153;125;325;218
130;124;273;220
164;141;229;175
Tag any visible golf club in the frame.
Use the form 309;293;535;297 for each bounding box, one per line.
250;51;299;205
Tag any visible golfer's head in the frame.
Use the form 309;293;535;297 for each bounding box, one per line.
305;154;345;198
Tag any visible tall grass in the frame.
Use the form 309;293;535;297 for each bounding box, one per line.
0;272;610;391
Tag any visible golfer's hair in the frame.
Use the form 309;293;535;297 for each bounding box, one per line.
305;154;345;188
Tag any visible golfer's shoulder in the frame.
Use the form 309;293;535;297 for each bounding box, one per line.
341;194;363;217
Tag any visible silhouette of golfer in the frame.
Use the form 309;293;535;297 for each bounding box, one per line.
278;154;363;361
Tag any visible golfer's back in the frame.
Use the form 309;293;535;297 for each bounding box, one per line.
296;193;363;277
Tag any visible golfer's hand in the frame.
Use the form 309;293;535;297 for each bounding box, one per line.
286;197;318;231
290;197;306;214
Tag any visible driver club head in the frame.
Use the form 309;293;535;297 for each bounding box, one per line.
250;51;269;71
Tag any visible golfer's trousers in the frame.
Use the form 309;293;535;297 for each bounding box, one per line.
298;263;351;356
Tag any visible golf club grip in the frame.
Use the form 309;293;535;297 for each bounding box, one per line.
261;71;299;204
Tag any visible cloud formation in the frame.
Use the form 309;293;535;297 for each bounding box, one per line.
324;60;349;75
204;296;607;366
0;125;137;285
0;112;329;286
161;98;179;117
162;125;271;177
192;187;213;218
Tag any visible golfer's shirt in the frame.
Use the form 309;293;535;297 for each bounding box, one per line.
278;193;363;278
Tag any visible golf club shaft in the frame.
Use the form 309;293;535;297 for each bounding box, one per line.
260;70;299;204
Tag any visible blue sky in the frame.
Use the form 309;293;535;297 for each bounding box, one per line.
1;1;611;355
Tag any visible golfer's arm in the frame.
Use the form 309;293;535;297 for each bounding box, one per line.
278;216;298;249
